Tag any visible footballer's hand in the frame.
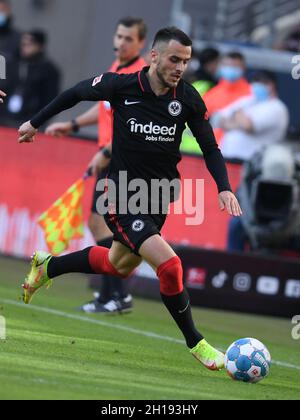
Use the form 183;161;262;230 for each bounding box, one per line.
0;90;7;103
219;191;243;217
45;121;73;137
18;121;37;143
87;150;110;177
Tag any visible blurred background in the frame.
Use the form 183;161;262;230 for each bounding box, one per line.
0;0;300;317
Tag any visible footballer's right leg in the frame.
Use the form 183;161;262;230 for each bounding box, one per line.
108;241;142;277
86;189;133;311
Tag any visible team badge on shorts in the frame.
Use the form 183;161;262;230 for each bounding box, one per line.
132;220;145;232
168;100;182;117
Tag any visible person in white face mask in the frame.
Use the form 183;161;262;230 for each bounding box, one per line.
218;71;289;162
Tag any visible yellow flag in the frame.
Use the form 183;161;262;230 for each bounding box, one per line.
38;179;85;255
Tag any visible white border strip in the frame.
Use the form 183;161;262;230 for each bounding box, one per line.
1;299;300;372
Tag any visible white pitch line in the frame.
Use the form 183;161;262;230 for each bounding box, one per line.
2;299;300;372
1;299;184;344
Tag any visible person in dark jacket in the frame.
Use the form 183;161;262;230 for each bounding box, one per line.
194;47;220;96
0;0;21;96
1;29;61;127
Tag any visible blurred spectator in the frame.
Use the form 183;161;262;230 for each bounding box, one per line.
281;25;300;53
185;47;220;92
45;16;148;314
219;71;289;161
183;50;201;84
204;52;251;115
194;47;220;96
0;30;60;127
204;52;251;145
181;47;220;154
0;0;20;96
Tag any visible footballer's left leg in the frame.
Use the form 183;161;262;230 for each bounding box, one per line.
139;234;224;371
22;251;53;304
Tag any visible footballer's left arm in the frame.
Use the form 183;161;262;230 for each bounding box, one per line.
187;100;242;217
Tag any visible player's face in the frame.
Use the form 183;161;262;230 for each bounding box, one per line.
114;24;145;63
153;40;192;88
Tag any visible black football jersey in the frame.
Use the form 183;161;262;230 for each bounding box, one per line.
31;67;231;194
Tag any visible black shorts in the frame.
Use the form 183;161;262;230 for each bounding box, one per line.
91;168;110;213
103;208;167;256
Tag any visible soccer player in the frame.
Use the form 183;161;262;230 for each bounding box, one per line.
46;17;148;314
18;27;242;371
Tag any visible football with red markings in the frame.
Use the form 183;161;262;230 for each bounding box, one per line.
225;338;271;383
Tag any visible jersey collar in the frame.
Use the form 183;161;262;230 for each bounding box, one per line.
138;66;184;99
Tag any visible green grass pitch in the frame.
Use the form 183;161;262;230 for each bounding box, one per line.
0;256;299;400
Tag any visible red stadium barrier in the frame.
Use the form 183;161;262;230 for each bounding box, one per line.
0;127;242;258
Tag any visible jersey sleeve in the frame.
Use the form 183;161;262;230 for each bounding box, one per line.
30;72;121;128
186;88;232;193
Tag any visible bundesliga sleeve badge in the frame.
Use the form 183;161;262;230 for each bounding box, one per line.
92;74;104;87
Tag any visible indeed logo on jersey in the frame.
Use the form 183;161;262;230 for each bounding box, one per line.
127;118;176;142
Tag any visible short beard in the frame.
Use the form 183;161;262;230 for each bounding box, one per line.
156;66;173;89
